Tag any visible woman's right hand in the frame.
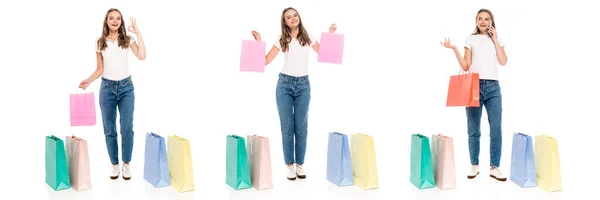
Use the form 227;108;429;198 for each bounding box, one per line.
79;79;92;90
251;30;261;41
440;38;456;49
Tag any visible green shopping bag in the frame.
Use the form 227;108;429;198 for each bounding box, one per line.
410;134;435;189
226;135;252;190
45;135;71;191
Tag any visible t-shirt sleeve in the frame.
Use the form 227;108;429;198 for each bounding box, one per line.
464;36;472;50
497;36;505;47
309;32;317;46
95;38;102;52
274;35;282;50
129;35;137;45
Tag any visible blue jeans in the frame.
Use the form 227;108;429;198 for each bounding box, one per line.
99;76;135;165
276;73;311;165
466;79;502;167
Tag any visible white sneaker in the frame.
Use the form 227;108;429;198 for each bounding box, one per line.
296;164;306;179
110;164;120;179
122;163;131;180
467;165;479;179
490;167;507;181
286;165;296;180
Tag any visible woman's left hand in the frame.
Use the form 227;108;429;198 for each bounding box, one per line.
329;23;337;33
128;17;139;34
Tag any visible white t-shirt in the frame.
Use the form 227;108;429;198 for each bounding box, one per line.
464;35;505;80
274;33;317;77
96;35;137;81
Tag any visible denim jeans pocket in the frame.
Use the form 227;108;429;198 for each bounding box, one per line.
101;80;110;89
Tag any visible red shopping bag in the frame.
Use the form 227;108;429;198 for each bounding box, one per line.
446;71;479;107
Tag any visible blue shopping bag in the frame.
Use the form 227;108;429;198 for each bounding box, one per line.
510;133;537;188
327;132;354;186
144;133;170;188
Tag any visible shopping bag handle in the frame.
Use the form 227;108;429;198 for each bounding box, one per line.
67;135;77;157
456;67;473;76
433;134;450;155
251;136;258;156
246;32;260;42
247;135;254;155
248;135;260;156
434;134;440;155
75;88;89;94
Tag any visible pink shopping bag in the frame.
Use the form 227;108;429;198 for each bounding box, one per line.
70;91;96;126
431;134;456;190
247;135;273;190
317;32;345;64
240;40;266;72
65;136;92;191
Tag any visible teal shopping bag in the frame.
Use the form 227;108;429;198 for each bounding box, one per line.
45;135;71;191
410;134;435;189
226;135;252;190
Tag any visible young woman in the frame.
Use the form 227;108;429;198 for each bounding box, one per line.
441;8;508;181
251;7;336;181
78;8;146;180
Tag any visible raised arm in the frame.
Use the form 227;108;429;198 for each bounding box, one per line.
252;30;280;65
441;38;471;71
488;26;507;66
128;17;146;60
311;23;337;54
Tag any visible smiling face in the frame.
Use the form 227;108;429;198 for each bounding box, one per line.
105;10;123;32
283;9;300;29
476;12;492;32
473;9;496;35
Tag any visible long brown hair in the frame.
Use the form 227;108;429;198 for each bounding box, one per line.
279;7;311;52
471;9;496;35
96;8;131;51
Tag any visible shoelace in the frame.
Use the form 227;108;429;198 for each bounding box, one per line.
123;165;130;174
490;167;502;175
287;166;295;173
112;166;120;174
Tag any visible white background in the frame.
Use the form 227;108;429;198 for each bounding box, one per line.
0;0;598;199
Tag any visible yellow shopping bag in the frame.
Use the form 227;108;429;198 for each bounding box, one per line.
350;133;379;190
534;135;562;192
168;135;195;192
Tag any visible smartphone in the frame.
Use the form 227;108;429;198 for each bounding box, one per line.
488;21;493;37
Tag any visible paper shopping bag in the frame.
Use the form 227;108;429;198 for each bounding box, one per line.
45;135;71;191
167;135;195;192
69;91;97;126
317;32;345;64
350;133;379;190
240;40;266;72
446;72;480;107
247;135;273;190
431;134;456;190
226;135;252;190
327;132;353;187
144;133;170;188
535;135;562;192
510;133;537;188
65;136;91;191
410;134;435;189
